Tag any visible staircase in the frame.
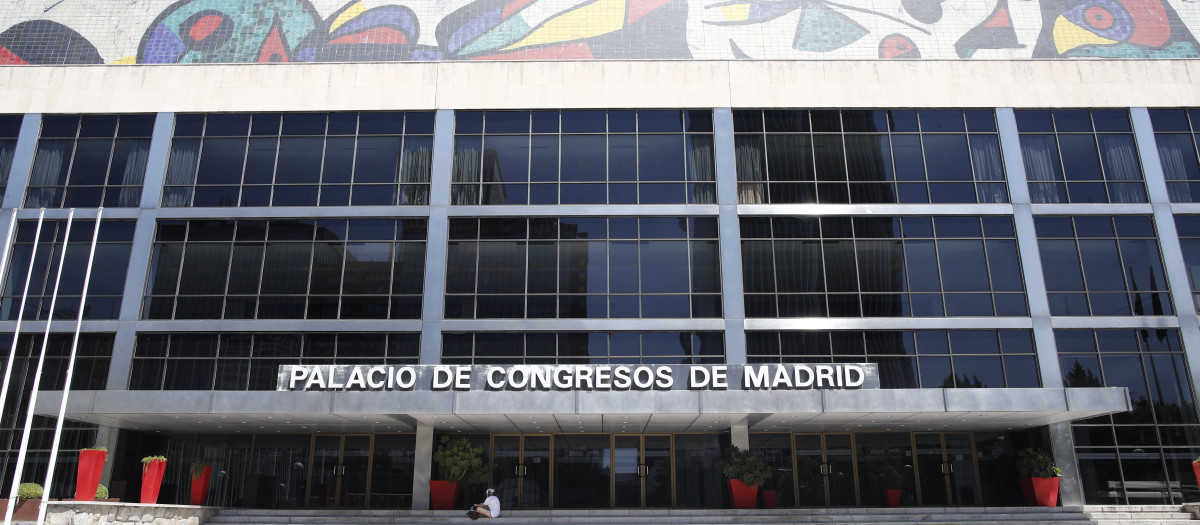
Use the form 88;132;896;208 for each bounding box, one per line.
205;505;1195;524
1083;504;1197;524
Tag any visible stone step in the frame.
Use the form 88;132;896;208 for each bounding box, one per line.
209;520;1100;525
1093;522;1197;525
208;507;1099;525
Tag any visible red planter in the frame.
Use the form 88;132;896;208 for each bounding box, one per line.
75;449;107;501
428;480;459;510
727;479;758;509
141;459;167;504
1019;477;1059;507
190;466;213;505
1;499;40;521
761;489;777;509
884;488;901;507
1192;461;1200;490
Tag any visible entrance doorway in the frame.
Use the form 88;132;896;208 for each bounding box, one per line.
793;433;856;506
615;435;672;508
789;432;983;507
310;435;371;507
492;435;550;509
914;432;979;505
490;434;676;508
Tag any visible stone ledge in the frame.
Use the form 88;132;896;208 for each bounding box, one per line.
44;501;219;525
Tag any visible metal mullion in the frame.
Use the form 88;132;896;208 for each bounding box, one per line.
386;225;398;320
522;221;530;319
98;138;119;205
251;230;267;319
313;128;331;205
266;130;282;206
1053;132;1073;203
219;232;237;320
188;135;208;206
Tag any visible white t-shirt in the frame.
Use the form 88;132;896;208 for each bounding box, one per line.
483;495;501;517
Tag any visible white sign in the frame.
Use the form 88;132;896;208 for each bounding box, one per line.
277;364;878;392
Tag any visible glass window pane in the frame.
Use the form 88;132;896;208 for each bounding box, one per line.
356;136;404;184
275;137;324;184
639;135;685;181
640;241;689;293
196;138;246;185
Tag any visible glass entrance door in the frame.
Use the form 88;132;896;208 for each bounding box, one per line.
913;432;979;505
615;435;673;508
554;434;611;508
793;433;857;506
310;435;371;507
492;435;550;509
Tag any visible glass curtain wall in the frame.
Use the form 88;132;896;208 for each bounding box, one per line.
25;114;153;208
732;109;1006;204
1058;328;1199;503
451;110;714;205
162;112;434;207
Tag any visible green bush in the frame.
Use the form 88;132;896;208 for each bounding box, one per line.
95;484;108;500
1017;448;1062;478
16;483;42;500
718;446;770;488
432;436;490;484
81;446;107;452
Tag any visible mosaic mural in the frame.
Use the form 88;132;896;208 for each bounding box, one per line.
0;0;1198;65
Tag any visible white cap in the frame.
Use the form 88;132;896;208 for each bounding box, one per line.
486;488;495;495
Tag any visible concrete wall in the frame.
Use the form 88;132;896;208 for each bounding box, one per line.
44;502;218;525
2;0;1200;65
1;60;1199;115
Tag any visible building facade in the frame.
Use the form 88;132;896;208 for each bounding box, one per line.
1;0;1199;514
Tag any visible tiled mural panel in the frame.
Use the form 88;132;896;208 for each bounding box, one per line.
0;0;1198;65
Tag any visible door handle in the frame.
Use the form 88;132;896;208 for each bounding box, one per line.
515;464;527;477
638;464;647;477
820;463;829;476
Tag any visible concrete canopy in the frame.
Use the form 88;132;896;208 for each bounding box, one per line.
35;387;1129;434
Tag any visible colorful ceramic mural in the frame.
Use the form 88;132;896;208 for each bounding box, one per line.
0;0;1197;64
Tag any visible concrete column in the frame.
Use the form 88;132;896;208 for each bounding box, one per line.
1049;422;1084;505
730;420;749;450
713;108;746;364
996;108;1062;387
1;113;39;209
997;108;1082;504
420;109;454;365
94;425;119;486
411;424;435;509
107;113;173;389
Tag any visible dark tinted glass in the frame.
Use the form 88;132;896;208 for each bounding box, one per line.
205;114;251;136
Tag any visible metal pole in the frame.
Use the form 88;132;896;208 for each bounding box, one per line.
39;210;102;524
0;208;24;423
1;209;44;525
6;209;72;524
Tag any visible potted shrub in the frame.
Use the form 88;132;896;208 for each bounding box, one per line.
1192;456;1200;494
718;446;769;509
430;436;489;510
760;473;777;509
96;483;116;502
878;464;903;508
1017;448;1061;507
140;456;168;504
75;446;107;501
3;482;43;521
189;462;213;505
